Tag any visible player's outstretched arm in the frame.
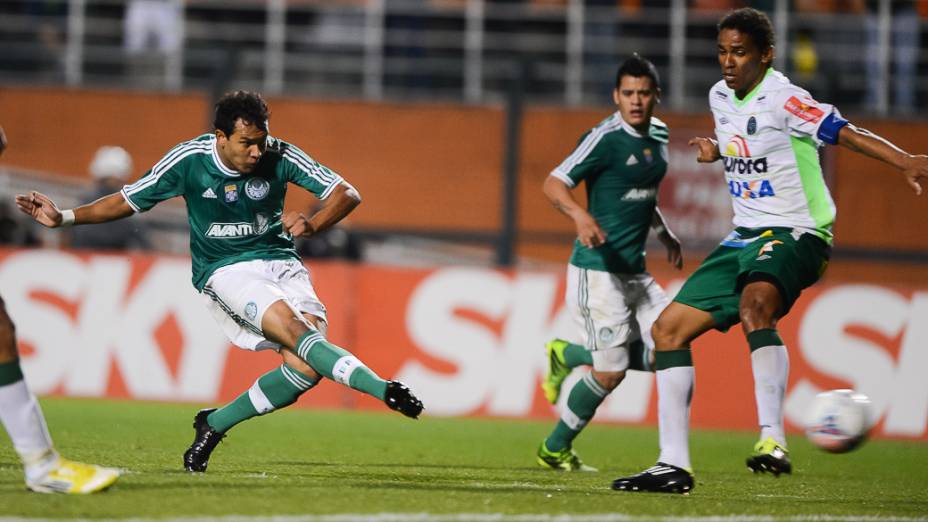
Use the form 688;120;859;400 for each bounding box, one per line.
687;137;720;163
15;191;134;228
837;124;927;196
0;126;7;157
283;181;361;238
652;207;683;270
542;175;606;248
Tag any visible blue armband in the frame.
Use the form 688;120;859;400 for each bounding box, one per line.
817;112;849;145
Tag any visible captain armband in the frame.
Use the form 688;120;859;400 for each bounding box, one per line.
817;112;849;145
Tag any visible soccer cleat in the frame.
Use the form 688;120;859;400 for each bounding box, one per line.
612;462;694;494
183;408;224;472
542;339;572;404
536;441;598;472
746;437;792;476
26;458;120;494
385;381;424;419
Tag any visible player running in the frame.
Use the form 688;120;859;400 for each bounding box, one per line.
537;55;682;472
612;8;928;494
0;125;120;493
14;92;424;473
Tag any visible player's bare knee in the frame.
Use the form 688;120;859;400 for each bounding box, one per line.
739;285;780;331
280;349;320;381
651;316;682;350
592;370;625;391
302;313;327;337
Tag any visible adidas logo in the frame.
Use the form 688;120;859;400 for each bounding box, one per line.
625;154;639;166
202;187;217;199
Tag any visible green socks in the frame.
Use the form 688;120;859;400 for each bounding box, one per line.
561;340;653;372
295;331;387;401
207;364;317;433
544;372;608;452
562;342;593;367
0;358;24;386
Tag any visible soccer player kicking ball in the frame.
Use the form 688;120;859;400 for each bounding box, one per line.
15;92;423;473
612;8;928;494
0;126;119;493
537;55;682;472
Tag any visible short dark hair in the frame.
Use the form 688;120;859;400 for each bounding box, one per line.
615;53;661;91
718;7;775;52
214;90;270;137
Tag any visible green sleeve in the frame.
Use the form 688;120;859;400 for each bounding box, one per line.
550;131;611;187
279;143;344;199
121;152;187;212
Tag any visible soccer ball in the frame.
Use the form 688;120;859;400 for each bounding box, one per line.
805;389;872;454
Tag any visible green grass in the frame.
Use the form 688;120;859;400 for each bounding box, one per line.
1;397;926;519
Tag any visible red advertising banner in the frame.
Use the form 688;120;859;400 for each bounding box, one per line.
1;249;925;441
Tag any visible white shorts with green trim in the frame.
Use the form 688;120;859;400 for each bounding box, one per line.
201;259;327;351
565;264;669;372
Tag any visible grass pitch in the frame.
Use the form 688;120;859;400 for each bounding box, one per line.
0;398;926;520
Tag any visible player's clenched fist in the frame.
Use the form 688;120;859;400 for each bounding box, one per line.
688;137;721;163
282;211;312;237
15;191;64;228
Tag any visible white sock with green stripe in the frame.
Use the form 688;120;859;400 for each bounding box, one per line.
544;372;609;452
748;329;789;446
655;350;694;471
295;330;387;400
0;359;58;481
207;364;318;433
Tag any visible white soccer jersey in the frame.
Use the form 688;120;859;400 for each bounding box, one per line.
710;69;840;242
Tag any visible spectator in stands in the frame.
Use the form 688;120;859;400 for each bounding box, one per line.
22;0;67;81
123;0;183;87
69;146;150;251
864;0;920;113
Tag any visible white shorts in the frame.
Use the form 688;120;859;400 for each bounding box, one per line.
565;264;669;372
201;259;327;351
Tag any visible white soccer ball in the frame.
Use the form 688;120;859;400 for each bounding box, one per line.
805;389;872;454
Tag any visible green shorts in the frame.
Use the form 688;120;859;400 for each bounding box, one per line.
673;227;831;332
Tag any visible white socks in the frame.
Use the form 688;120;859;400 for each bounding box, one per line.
656;366;694;470
751;344;789;446
0;379;58;480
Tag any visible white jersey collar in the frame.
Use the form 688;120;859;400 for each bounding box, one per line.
211;137;242;178
617;113;648;138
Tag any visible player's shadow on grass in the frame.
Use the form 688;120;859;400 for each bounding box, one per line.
354;481;616;496
110;481;283;493
268;461;537;472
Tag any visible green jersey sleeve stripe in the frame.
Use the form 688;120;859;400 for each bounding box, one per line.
552;117;621;180
283;149;340;185
123;147;207;199
549;171;576;188
124;142;210;194
119;188;141;213
126;140;209;191
282;150;341;187
317;176;345;200
283;144;340;183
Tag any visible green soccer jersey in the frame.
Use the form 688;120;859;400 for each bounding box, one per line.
121;133;343;290
550;113;669;274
